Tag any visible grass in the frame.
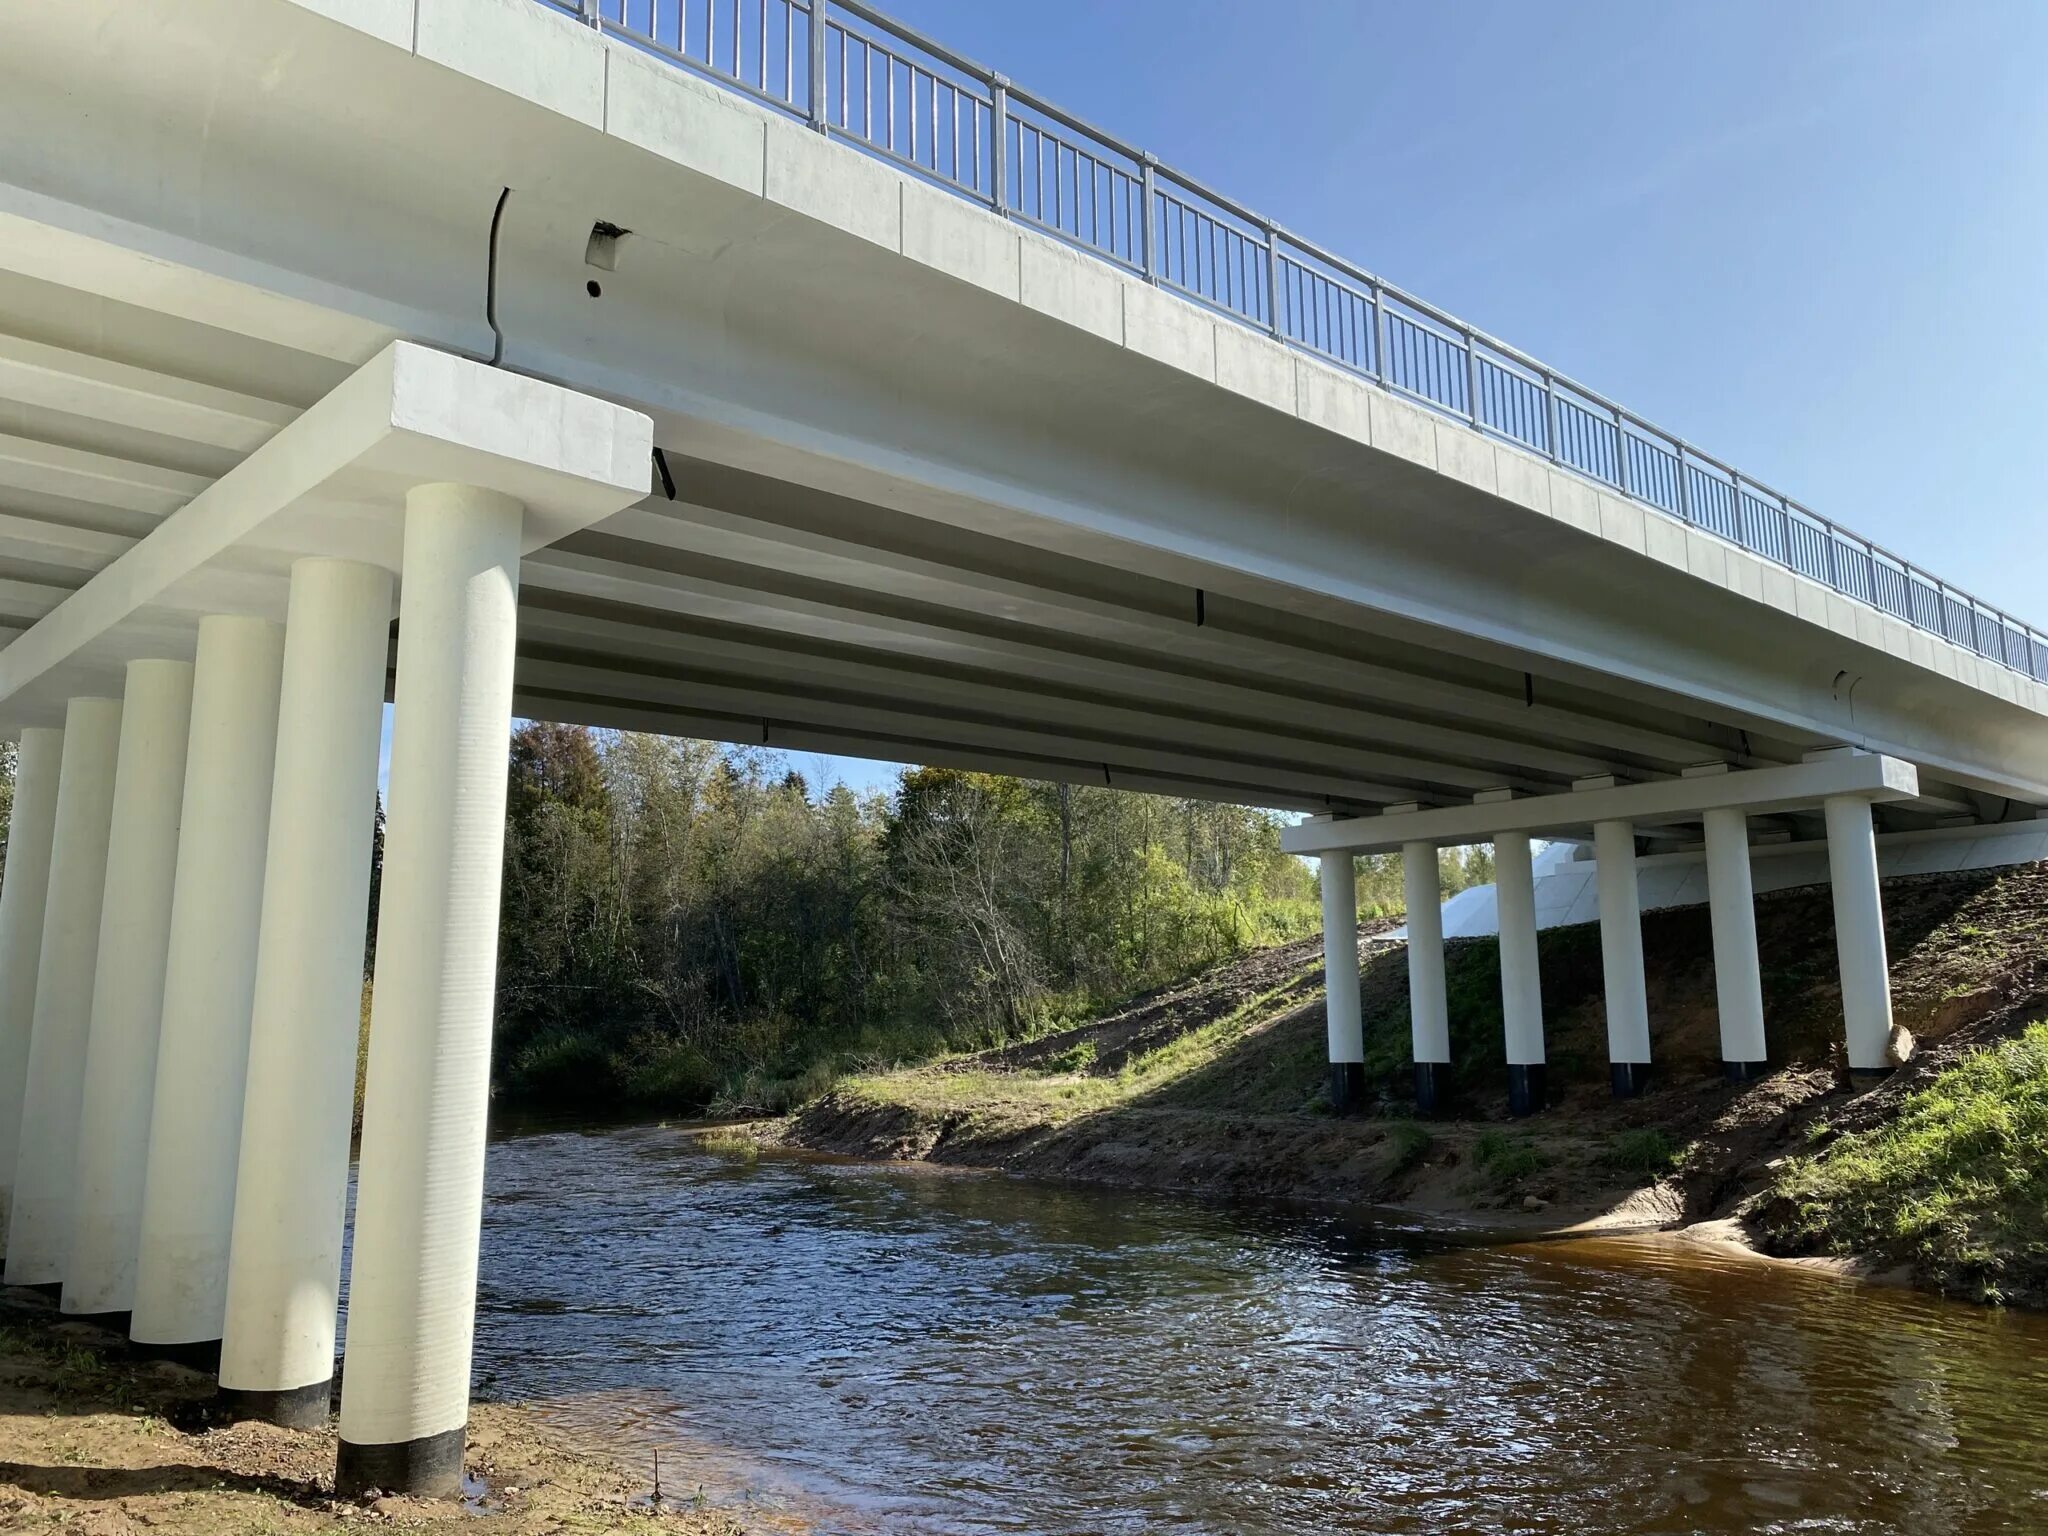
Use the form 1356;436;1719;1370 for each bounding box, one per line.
1765;1021;2048;1303
1470;1129;1547;1184
1603;1128;1684;1179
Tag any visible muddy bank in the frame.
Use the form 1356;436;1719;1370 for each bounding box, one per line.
775;864;2048;1274
0;1287;785;1536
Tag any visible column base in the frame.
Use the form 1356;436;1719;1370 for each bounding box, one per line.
1328;1062;1367;1114
23;1281;63;1301
336;1425;466;1500
1723;1059;1769;1083
1506;1064;1546;1118
1609;1062;1652;1099
219;1378;332;1430
133;1337;222;1373
1848;1065;1895;1084
1412;1061;1451;1118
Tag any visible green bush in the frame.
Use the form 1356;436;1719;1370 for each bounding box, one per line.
1767;1022;2048;1303
1604;1128;1683;1179
622;1039;721;1108
501;1030;619;1106
1472;1129;1546;1183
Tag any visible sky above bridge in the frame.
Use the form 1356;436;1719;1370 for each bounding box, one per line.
766;0;2048;801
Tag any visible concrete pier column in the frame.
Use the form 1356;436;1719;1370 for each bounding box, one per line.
1318;852;1365;1113
1401;842;1450;1115
62;660;194;1323
0;727;65;1248
4;696;123;1288
219;560;392;1428
129;618;285;1362
1823;794;1894;1077
338;485;522;1499
1702;806;1768;1079
1593;819;1652;1098
1494;831;1545;1116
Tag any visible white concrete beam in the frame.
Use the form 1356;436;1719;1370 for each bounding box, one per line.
1283;752;1922;855
0;341;651;722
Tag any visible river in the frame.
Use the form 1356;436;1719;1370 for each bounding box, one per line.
465;1123;2048;1534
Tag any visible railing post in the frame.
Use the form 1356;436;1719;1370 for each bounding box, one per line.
807;0;828;131
1264;226;1283;338
989;74;1009;212
1139;153;1158;283
1370;283;1389;384
1542;373;1560;461
1613;409;1631;495
1464;331;1481;427
578;0;601;29
1677;446;1693;524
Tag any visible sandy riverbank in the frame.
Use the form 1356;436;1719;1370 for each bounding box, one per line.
0;1287;794;1536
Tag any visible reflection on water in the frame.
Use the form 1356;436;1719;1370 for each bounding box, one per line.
468;1125;2048;1534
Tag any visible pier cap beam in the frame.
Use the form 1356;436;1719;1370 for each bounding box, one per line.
0;341;653;724
1280;752;1922;857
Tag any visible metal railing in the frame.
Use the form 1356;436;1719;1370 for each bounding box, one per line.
556;0;2048;685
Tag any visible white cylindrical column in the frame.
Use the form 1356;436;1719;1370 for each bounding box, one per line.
1593;819;1652;1098
62;660;194;1321
338;485;522;1499
1702;806;1768;1078
219;560;393;1427
1401;841;1450;1115
0;726;65;1248
129;617;285;1360
4;697;123;1288
1824;794;1894;1076
1494;831;1546;1116
1318;851;1364;1113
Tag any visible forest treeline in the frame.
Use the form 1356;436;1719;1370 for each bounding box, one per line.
491;722;1495;1114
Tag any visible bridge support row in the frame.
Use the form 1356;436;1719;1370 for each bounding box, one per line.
0;341;647;1500
0;489;522;1499
1311;758;1910;1116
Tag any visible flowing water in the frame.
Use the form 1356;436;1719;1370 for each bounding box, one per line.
470;1124;2048;1534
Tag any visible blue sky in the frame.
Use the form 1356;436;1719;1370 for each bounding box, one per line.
477;1;2048;805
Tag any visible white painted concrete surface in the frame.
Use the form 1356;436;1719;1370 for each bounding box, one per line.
1703;809;1767;1066
1319;854;1363;1066
342;485;522;1454
130;618;285;1347
63;658;193;1316
1825;795;1895;1072
1400;842;1449;1065
1494;832;1545;1068
1593;819;1651;1069
221;559;394;1400
3;695;122;1286
0;726;63;1245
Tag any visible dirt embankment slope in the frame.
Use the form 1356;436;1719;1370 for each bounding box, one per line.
779;863;2048;1262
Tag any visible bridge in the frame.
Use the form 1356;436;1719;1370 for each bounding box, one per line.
0;0;2042;1499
